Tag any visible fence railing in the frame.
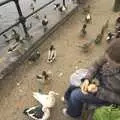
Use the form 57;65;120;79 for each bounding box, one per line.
0;0;56;38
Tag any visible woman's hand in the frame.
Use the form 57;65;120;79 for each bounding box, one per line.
81;79;89;94
87;84;98;93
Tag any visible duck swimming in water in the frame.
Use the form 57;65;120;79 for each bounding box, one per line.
58;5;66;13
42;15;48;26
30;3;35;12
53;3;60;10
23;104;50;120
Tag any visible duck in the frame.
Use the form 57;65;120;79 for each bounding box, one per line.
47;45;56;63
58;5;66;12
28;50;40;62
8;43;19;52
30;3;35;12
11;29;22;43
27;22;32;31
94;33;103;44
33;91;59;108
53;3;60;10
23;105;50;120
85;13;92;23
3;34;11;43
42;15;48;26
80;24;87;37
106;32;115;43
36;71;52;84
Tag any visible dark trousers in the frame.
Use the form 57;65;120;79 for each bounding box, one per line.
64;85;110;117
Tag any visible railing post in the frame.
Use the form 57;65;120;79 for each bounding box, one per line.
13;0;29;38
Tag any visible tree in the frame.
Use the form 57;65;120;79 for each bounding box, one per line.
113;0;120;12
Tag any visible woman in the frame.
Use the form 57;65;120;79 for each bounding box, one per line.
62;38;120;118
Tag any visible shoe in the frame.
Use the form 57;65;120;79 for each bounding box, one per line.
62;108;69;117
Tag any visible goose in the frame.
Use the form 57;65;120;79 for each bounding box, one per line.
42;15;48;26
23;105;50;120
53;3;60;10
33;91;59;108
47;45;56;63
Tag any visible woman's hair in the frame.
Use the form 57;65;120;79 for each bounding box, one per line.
106;38;120;64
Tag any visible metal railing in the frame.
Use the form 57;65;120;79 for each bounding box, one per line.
0;0;56;38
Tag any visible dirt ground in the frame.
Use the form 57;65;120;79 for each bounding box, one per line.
0;0;119;120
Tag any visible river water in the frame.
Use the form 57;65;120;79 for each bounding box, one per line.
0;0;74;48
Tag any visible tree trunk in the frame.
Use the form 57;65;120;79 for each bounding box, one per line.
113;0;120;12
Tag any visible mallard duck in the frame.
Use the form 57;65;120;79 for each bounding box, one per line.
80;24;87;37
3;34;11;43
94;33;103;44
11;29;22;43
36;71;51;84
106;32;115;43
42;15;48;26
58;5;66;12
53;3;60;10
47;45;56;63
33;91;59;108
28;50;40;62
27;22;32;31
23;105;50;120
85;13;91;23
30;3;35;12
8;43;19;52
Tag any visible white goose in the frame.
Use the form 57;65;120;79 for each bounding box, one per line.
33;91;59;108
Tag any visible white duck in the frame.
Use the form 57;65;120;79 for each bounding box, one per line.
33;91;59;108
23;105;50;120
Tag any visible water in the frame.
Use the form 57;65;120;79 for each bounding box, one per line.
0;0;75;52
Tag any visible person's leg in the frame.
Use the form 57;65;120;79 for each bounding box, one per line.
66;88;109;117
64;85;78;101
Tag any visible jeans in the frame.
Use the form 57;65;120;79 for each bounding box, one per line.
64;85;110;117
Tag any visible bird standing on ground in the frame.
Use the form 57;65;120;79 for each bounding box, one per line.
47;45;56;63
85;13;92;23
80;24;87;37
33;91;59;108
36;71;52;84
23;105;50;120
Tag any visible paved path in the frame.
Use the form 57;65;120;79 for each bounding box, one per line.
0;0;118;120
